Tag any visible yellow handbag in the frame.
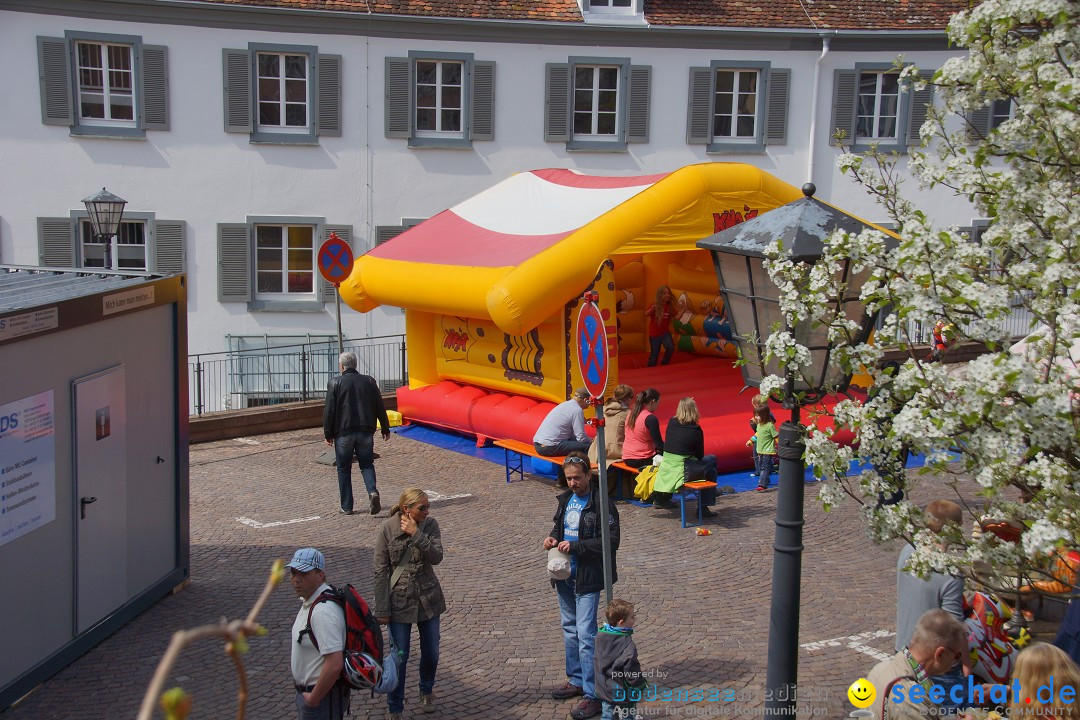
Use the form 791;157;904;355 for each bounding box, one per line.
634;465;659;501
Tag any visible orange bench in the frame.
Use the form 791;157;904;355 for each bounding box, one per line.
493;439;565;484
676;481;719;528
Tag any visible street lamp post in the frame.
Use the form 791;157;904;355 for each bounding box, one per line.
697;183;881;717
82;188;128;271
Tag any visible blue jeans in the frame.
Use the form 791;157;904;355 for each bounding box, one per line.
758;453;776;488
535;439;592;457
556;578;600;699
334;431;377;512
387;617;440;714
647;334;674;366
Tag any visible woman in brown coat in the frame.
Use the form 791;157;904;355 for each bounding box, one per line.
373;489;445;720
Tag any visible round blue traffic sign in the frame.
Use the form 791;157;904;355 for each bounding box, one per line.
318;233;354;285
576;301;608;397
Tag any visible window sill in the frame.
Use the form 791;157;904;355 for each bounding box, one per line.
249;133;319;146
408;137;473;149
70;126;146;140
706;144;767;155
566;141;628;153
582;14;647;26
247;300;326;312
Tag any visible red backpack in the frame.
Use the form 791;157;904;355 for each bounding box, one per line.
299;584;385;689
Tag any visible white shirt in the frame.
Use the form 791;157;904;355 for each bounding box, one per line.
290;582;346;686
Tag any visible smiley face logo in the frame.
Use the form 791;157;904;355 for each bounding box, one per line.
847;678;876;709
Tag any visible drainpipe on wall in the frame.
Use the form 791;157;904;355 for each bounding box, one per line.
806;35;832;186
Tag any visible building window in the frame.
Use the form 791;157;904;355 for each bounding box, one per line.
831;65;935;153
574;65;620;137
686;62;788;152
713;69;758;141
581;0;642;20
545;57;650;151
223;44;340;143
255;224;315;298
415;60;463;136
856;71;901;141
79;219;147;270
256;52;309;133
217;220;351;308
36;33;169;137
385;53;494;148
76;41;135;126
990;99;1013;129
37;213;184;272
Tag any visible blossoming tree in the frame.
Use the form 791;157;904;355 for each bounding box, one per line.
760;0;1078;593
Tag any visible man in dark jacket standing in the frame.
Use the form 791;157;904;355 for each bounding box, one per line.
323;351;391;515
543;452;619;720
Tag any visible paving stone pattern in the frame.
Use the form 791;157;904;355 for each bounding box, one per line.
2;428;983;720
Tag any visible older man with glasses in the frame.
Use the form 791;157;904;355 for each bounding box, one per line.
543;451;620;720
866;609;970;720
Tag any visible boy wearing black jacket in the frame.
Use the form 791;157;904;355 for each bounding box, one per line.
594;599;646;719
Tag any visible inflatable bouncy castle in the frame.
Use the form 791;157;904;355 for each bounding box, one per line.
339;163;808;469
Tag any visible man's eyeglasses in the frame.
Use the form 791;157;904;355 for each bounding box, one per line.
563;456;589;466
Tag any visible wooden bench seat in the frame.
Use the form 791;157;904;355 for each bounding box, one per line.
492;438;571;484
673;481;718;528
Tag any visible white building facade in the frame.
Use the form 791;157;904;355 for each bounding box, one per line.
0;0;975;358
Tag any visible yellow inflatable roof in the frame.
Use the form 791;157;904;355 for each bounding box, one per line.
340;162;803;335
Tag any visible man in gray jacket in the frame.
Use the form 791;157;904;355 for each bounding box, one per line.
323;351;391;515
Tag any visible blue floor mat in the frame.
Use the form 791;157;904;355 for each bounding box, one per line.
395;423;943;494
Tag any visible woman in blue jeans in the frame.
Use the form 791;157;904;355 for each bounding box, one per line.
373;489;445;720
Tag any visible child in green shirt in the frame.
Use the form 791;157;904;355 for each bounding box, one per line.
746;406;777;491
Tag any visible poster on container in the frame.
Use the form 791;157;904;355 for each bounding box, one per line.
0;390;56;547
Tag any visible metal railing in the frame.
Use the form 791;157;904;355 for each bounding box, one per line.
889;303;1034;346
188;335;407;417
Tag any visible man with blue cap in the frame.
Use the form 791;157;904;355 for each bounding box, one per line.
287;548;347;719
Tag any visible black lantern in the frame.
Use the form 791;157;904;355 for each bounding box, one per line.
82;188;128;270
697;183;880;398
697;183;884;719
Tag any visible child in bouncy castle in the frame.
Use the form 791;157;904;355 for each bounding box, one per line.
747;394;775;479
646;286;675;367
747;405;777;491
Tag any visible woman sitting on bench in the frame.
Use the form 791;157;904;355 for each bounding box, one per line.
651;397;717;516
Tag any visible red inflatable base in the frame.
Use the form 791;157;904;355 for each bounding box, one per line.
397;354;853;472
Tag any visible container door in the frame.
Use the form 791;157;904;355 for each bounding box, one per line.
73;366;127;634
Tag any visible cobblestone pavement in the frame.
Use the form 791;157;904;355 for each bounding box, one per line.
2;427;983;720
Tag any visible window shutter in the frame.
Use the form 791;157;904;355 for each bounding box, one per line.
141;44;169;131
966;105;991;142
222;49;252;134
686;67;712;145
321;225;353;302
217;223;251;301
375;225;409;246
765;68;790;145
626;65;650;143
470;60;495;141
544;64;571;143
153;221;185;274
906;69;936;146
830;69;858;146
316;54;342;137
38;218;75;267
37;36;73;126
385;57;412;139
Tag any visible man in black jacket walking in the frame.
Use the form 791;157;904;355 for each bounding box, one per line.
323;351;391;515
543;452;619;720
